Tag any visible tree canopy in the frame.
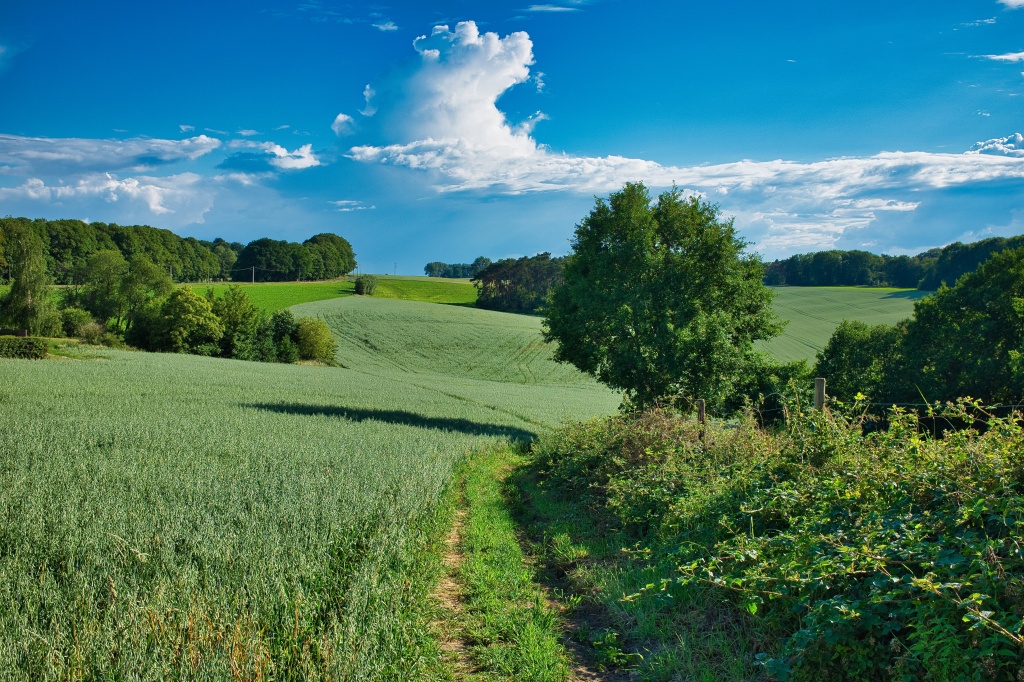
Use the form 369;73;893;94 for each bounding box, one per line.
544;182;780;409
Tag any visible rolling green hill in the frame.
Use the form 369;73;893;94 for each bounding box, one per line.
0;293;617;678
757;286;928;363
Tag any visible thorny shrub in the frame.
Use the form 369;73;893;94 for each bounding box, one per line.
534;401;1024;680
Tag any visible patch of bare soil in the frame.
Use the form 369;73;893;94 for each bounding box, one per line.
432;507;475;679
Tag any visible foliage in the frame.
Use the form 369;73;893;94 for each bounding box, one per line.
544;182;780;410
813;319;906;404
80;248;129;324
0;221;60;336
424;256;491;278
208;285;265;360
60;307;93;338
355;274;378;295
473;253;564;314
918;235;1024;290
0;336;47;359
902;247;1024;405
533;402;1024;680
232;234;356;283
296;317;336;364
763;248;940;288
153;288;224;355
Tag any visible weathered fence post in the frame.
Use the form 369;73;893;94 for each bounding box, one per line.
814;378;826;411
696;398;706;441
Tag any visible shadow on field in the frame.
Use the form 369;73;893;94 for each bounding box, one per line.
244;402;537;440
882;290;931;300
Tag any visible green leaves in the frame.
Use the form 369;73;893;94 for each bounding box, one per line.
544;183;779;411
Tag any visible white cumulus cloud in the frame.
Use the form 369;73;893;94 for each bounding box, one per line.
331;113;355;136
348;20;1024;255
969;132;1024;156
230;140;320;170
998;0;1024;8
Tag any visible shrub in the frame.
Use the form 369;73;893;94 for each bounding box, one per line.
0;336;47;359
60;307;93;338
296;318;336;363
534;402;1024;680
79;321;106;345
355;275;378;296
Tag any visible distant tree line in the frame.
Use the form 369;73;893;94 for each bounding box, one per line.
424;257;492;278
473;253;565;315
0;219;336;363
0;217;356;286
764;235;1024;289
814;245;1024;408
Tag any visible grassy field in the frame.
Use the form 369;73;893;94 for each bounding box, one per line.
758;286;928;362
0;293;617;678
186;279;355;313
372;276;477;306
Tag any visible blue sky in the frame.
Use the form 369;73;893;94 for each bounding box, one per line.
1;0;1023;273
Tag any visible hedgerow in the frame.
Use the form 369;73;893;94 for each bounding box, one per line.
534;401;1024;680
0;336;47;359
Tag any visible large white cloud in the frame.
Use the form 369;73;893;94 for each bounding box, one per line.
970;132;1024;157
349;20;1024;254
0;134;221;175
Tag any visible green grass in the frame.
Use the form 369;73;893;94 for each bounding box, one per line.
186;280;354;312
449;446;571;681
759;286;929;362
371;276;478;306
0;295;618;679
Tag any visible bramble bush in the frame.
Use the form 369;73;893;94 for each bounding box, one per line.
534;401;1024;680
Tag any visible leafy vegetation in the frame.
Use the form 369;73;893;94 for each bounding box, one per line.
0;336;47;359
424;256;491;278
232;233;355;283
473;253;564;314
545;182;780;410
815;246;1024;406
355;274;378;295
530;402;1024;680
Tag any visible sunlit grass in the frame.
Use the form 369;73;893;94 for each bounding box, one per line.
186;279;355;313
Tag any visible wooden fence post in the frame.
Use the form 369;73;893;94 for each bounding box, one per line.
814;378;826;411
696;398;706;440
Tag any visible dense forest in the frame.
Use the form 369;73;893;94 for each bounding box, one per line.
0;217;355;285
423;257;491;278
473;253;565;314
763;235;1024;289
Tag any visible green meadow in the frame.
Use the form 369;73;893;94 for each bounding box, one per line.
758;286;927;362
186;279;355;313
0;289;618;679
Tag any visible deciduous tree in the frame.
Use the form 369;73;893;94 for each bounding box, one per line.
544;182;780;409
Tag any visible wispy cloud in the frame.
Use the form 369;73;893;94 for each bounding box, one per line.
526;4;582;11
373;20;398;31
962;17;997;26
998;0;1024;8
330;199;375;212
0;134;221;175
179;124;195;133
237;129;260;137
981;50;1024;62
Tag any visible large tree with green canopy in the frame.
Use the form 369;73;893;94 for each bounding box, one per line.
543;182;780;410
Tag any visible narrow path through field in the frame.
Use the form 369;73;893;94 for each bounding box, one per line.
434;448;629;681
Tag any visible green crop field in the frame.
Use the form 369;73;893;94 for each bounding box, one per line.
371;276;477;306
758;286;929;363
185;280;354;313
0;294;617;678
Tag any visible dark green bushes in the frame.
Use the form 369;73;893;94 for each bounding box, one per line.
0;336;47;359
355;275;378;295
534;403;1024;680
